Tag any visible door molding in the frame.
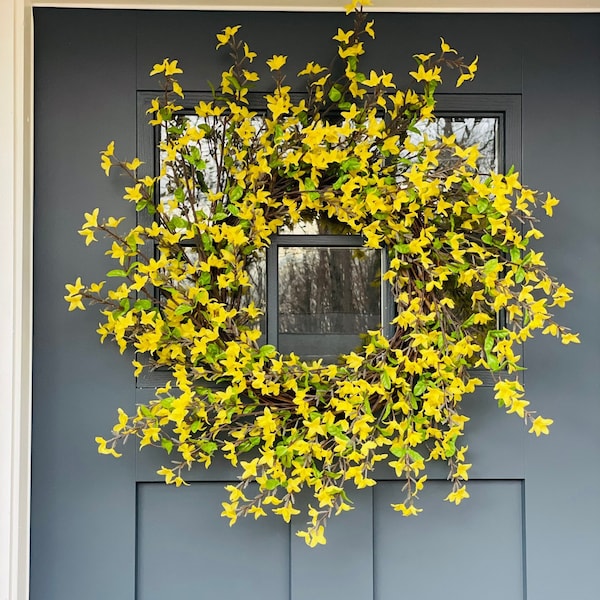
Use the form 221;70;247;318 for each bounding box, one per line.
3;2;599;599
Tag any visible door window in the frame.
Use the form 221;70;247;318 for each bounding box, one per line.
138;93;518;375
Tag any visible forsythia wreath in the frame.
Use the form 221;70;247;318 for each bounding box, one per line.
65;1;577;546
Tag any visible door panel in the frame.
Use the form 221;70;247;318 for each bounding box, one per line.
33;9;600;600
137;484;289;600
374;481;525;600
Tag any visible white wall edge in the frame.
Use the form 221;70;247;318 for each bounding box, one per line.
29;0;600;11
2;0;32;599
3;0;598;599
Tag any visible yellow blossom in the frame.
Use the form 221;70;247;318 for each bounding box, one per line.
529;416;553;436
266;55;287;71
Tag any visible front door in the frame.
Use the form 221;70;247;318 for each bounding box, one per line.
32;9;599;599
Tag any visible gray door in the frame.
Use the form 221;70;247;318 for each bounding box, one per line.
32;9;599;600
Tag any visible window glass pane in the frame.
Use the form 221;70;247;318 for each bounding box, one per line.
159;114;265;219
278;247;381;362
411;116;499;175
244;250;267;338
279;217;356;235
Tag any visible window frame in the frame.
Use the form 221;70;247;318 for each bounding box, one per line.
136;92;521;387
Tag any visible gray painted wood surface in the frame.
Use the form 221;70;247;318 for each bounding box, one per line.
33;9;600;599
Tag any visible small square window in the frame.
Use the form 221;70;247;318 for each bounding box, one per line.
277;246;381;362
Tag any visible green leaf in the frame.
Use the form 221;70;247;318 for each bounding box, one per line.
273;124;284;142
407;449;424;462
476;198;489;213
174;187;185;203
483;258;499;274
486;354;501;371
264;479;279;491
341;157;361;173
413;378;427;397
462;314;475;328
238;437;261;453
161;438;173;454
515;267;525;283
229;185;244;203
333;174;349;190
200;441;218;455
134;299;152;310
328;85;342;103
381;371;392;391
169;216;188;229
106;269;128;277
174;304;193;316
259;344;277;358
304;177;317;191
390;445;406;458
510;248;521;263
484;330;495;355
201;232;214;252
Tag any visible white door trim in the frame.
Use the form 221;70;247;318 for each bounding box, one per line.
2;1;599;599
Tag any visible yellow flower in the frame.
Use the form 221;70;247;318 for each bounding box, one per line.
149;58;183;76
216;25;241;49
344;0;371;15
123;184;143;202
298;62;327;77
243;42;256;62
81;208;99;229
64;277;86;311
88;281;105;294
266;54;287;71
453;463;472;480
132;361;144;377
561;333;580;345
333;28;353;44
542;192;559;216
95;436;122;458
445;485;470;505
529;416;553;436
106;216;125;228
64;293;85;311
240;458;259;479
392;503;422;516
344;352;363;370
125;158;143;171
272;504;300;523
164;59;183;76
78;228;96;246
409;64;442;83
106;241;128;265
220;501;239;525
440;37;458;54
249;506;267;519
456;56;479;87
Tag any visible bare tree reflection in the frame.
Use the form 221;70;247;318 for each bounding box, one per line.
278;247;381;360
415;117;499;174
